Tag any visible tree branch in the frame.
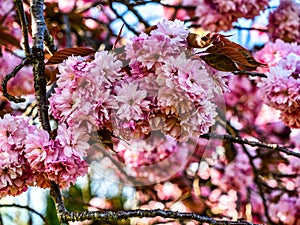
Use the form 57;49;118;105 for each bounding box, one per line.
200;133;300;158
44;28;57;55
58;209;262;225
14;0;31;57
30;0;51;132
1;59;28;103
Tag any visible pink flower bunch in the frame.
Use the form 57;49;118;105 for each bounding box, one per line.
49;19;228;183
258;52;300;128
25;124;89;188
254;39;300;72
50;19;228;144
0;114;34;197
194;0;269;32
124;19;227;141
0;114;88;197
268;0;300;43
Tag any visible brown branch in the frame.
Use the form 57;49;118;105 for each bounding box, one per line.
233;26;268;32
58;209;263;225
200;133;300;158
44;28;57;55
30;0;51;132
1;59;28;103
50;181;67;215
116;0;150;28
30;1;66;223
14;0;31;57
108;0;139;35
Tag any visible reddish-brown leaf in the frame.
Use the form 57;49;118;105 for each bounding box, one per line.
44;66;59;85
0;28;22;49
46;47;96;65
200;54;240;72
190;32;266;72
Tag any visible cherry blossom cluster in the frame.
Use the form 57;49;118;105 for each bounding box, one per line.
255;40;300;128
268;0;300;43
49;20;228;176
195;0;269;31
162;0;269;32
0;114;88;197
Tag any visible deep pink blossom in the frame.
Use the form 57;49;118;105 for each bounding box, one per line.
268;0;300;43
24;129;56;171
194;0;269;31
258;52;300;128
0;115;35;197
45;150;88;188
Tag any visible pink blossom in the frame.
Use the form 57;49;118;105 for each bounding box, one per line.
56;56;92;89
111;82;150;121
55;123;90;157
45;150;88;188
0;150;34;197
90;51;123;85
254;39;300;72
160;53;214;101
49;87;77;122
150;19;188;46
268;0;300;43
0;114;35;197
125;20;188;70
0;114;32;151
195;0;269;32
258;52;300;128
24;129;56;171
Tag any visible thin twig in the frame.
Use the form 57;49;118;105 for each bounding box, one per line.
1;59;28;103
14;0;31;57
0;204;49;225
233;26;268;32
44;28;57;55
200;133;300;158
61;14;72;48
108;0;139;35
